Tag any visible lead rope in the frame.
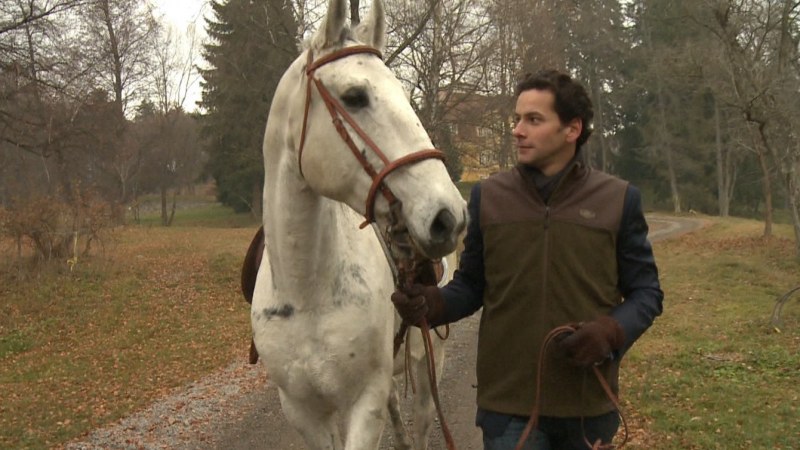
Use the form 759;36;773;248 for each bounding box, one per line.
398;257;450;399
513;326;629;450
396;258;456;450
371;202;456;450
419;317;457;450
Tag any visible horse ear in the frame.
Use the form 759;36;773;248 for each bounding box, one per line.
354;0;386;50
312;0;348;50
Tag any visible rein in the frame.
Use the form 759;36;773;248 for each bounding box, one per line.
395;258;457;450
297;45;445;228
514;326;629;450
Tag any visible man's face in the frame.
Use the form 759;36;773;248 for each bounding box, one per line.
512;89;581;176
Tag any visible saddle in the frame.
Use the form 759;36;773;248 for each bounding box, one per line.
241;226;265;364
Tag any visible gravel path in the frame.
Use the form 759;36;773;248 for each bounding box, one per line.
64;361;269;450
65;216;702;450
65;315;483;450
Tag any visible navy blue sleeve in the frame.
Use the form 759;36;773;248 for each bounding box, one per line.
436;183;486;325
610;185;663;354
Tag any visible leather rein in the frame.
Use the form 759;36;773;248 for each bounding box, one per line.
297;45;456;450
297;45;445;228
514;326;629;450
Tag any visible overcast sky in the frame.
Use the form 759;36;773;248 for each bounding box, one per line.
152;0;208;111
153;0;207;30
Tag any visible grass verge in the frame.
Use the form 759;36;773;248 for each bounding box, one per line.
0;224;257;449
622;217;800;449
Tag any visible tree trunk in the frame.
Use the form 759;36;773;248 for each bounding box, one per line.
160;184;168;226
654;75;681;213
588;65;608;172
753;134;773;237
786;168;800;258
714;98;729;216
350;0;360;25
644;10;681;214
168;190;177;227
99;0;124;110
427;0;443;138
497;18;512;170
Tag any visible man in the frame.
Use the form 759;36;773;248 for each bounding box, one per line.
392;69;663;450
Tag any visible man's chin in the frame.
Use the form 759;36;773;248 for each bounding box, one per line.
517;153;535;165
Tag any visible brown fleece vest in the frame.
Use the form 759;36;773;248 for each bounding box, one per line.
477;164;628;417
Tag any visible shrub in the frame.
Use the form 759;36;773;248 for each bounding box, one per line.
0;188;114;265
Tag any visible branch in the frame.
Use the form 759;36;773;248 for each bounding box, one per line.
0;0;86;36
385;0;439;66
1;136;45;157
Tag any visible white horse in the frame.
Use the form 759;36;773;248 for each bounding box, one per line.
250;0;467;448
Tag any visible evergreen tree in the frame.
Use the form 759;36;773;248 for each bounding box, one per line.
200;0;297;214
618;0;713;212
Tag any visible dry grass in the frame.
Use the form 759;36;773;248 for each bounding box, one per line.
1;224;258;449
621;216;800;449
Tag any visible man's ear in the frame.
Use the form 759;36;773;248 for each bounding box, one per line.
564;118;582;143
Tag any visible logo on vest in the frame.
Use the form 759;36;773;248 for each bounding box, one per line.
579;208;596;219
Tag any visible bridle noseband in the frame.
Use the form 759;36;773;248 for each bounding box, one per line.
297;45;446;228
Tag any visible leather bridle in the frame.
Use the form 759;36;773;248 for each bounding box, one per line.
297;45;445;228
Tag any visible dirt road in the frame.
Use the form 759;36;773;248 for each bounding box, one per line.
67;215;702;450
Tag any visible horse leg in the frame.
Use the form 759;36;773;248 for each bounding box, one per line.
278;389;343;450
343;376;391;450
387;379;414;450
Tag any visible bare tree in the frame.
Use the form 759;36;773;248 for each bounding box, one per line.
76;0;158;211
384;0;495;179
139;17;205;226
704;0;800;242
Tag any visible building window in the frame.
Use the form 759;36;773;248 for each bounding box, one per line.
480;150;493;166
448;123;458;136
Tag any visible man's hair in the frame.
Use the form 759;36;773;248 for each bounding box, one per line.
515;69;594;149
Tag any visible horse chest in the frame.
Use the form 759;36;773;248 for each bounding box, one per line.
253;259;391;366
254;303;392;398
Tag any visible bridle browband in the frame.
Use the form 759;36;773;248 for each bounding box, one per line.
297;45;446;228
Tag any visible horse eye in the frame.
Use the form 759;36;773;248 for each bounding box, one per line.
341;87;370;109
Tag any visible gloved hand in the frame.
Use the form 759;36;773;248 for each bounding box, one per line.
390;284;445;327
559;316;625;367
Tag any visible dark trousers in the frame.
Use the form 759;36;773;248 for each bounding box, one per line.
480;411;620;450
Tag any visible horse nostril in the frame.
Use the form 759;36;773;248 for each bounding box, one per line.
430;208;456;244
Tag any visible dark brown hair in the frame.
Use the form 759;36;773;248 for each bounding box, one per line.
515;69;594;149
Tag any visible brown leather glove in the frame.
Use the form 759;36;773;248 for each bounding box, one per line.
390;284;445;327
559;316;625;367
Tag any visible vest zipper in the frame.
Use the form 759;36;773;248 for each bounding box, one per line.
544;206;551;230
541;205;550;320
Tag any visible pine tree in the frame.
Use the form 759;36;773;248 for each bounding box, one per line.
199;0;297;214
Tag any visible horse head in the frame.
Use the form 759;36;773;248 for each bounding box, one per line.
275;0;466;259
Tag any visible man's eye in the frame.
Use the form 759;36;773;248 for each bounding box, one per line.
341;87;369;108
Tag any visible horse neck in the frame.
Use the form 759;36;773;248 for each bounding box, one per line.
263;161;372;293
261;53;385;298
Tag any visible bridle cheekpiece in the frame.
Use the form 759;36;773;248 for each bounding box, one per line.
296;45;446;229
